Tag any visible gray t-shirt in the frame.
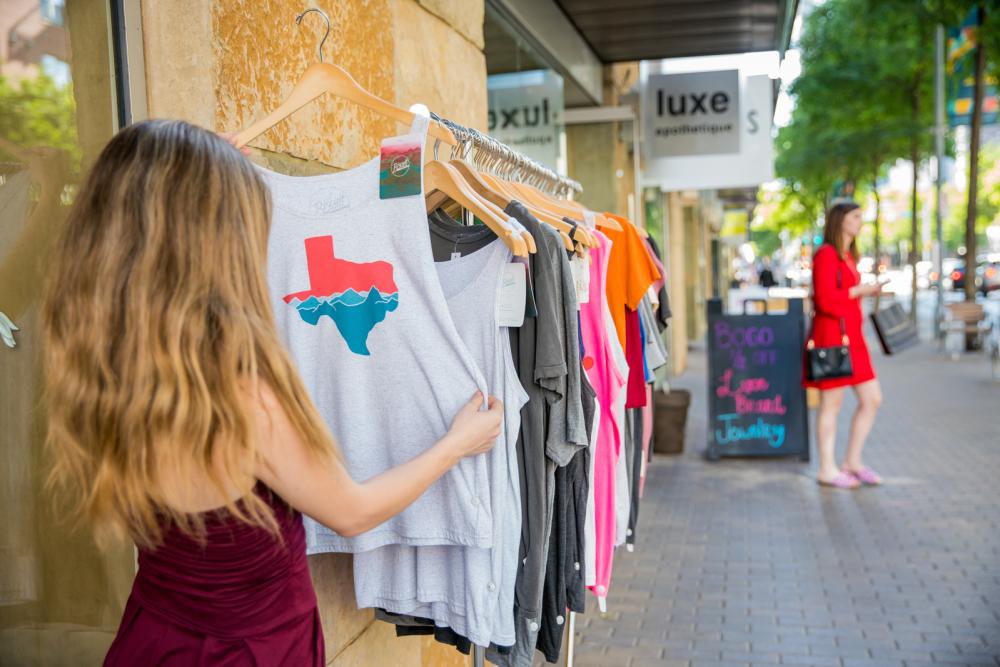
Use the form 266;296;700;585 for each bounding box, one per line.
487;201;579;667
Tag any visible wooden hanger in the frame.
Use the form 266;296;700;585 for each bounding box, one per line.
233;10;457;149
450;138;577;252
506;181;602;246
424;160;531;257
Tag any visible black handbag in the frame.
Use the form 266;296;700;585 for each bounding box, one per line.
870;297;918;355
806;266;853;381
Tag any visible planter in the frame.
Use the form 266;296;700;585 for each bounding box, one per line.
653;389;690;455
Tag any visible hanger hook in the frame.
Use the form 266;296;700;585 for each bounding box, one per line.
296;8;332;63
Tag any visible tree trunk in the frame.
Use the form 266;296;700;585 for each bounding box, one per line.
872;177;882;274
910;136;919;324
964;15;986;303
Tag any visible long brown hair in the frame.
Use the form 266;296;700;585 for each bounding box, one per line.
822;201;861;260
41;120;336;547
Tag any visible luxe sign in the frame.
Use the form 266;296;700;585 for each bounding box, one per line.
706;298;809;461
487;69;564;170
647;70;740;157
643;74;775;191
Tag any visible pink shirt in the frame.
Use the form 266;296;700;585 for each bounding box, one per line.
579;231;625;602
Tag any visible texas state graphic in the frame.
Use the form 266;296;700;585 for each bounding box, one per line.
283;236;399;356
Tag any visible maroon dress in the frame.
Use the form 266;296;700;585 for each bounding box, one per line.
105;483;323;666
803;244;876;390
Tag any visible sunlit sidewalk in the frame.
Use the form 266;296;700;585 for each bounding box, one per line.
568;342;1000;667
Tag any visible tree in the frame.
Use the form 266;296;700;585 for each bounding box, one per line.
0;72;79;169
776;0;940;320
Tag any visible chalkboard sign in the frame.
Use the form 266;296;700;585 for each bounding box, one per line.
706;298;810;461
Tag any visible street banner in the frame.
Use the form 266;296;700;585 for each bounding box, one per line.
947;7;998;126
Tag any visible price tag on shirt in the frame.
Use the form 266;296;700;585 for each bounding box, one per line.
570;254;591;306
379;133;422;199
498;262;527;328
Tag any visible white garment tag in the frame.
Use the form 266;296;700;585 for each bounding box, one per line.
498;263;526;328
647;284;659;308
0;311;18;349
571;254;591;305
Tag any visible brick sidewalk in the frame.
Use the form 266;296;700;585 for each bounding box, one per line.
569;343;1000;667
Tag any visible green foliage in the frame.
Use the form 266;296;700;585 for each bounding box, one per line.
0;72;79;170
777;0;937;200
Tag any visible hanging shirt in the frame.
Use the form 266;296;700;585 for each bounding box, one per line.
355;238;527;648
484;203;582;667
601;214;661;348
577;231;624;604
262;114;494;553
624;308;647;408
644;235;671;328
639;295;668;373
605;307;630;550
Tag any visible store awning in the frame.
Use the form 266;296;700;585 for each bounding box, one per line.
554;0;799;62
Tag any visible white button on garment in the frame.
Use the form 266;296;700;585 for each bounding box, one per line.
556;615;564;625
487;582;496;592
529;621;539;632
626;528;633;537
574;561;580;571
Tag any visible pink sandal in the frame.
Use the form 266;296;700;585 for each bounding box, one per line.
817;471;861;489
846;467;882;486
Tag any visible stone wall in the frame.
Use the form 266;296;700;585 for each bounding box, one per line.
140;1;485;664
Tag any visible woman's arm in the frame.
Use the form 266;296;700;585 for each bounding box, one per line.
252;387;502;537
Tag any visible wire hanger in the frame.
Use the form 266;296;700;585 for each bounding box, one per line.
233;8;457;148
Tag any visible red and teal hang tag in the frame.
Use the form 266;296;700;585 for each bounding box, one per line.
379;133;423;199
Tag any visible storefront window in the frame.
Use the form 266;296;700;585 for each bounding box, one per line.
0;1;133;664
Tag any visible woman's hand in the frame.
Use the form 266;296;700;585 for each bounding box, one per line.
850;282;885;298
445;392;503;459
217;132;252;157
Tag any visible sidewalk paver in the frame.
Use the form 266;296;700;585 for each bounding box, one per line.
569;343;1000;667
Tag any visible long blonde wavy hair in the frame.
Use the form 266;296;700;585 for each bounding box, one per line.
41;120;336;547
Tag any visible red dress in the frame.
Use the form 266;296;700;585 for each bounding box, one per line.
104;483;323;666
803;244;876;389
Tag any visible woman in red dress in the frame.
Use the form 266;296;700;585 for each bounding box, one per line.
805;202;885;489
40;120;504;665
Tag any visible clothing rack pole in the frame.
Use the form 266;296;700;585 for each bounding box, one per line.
430;112;582;196
473;645;486;667
566;611;576;667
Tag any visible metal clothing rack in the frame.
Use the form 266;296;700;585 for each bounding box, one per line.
429;112;582;199
435;111;584;667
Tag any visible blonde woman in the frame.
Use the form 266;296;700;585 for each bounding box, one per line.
41;120;502;666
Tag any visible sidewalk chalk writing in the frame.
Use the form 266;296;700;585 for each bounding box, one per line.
714;413;786;448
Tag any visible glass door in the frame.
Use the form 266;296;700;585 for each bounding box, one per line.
1;1;135;664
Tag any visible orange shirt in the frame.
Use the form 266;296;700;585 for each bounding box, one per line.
601;212;661;348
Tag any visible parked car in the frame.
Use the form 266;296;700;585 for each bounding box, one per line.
978;260;1000;294
947;261;967;291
